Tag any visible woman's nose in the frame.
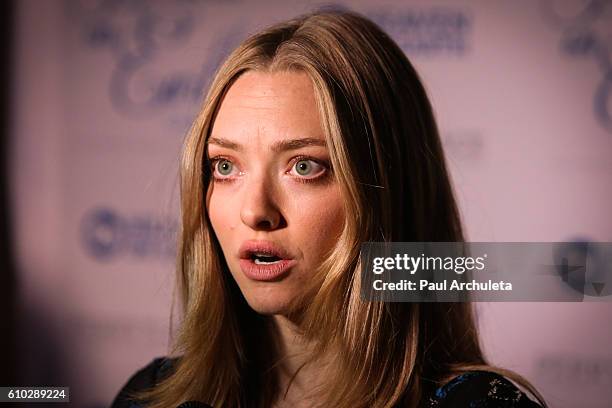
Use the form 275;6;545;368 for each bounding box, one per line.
240;173;283;231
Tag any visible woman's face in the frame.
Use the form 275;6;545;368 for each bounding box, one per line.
206;70;345;315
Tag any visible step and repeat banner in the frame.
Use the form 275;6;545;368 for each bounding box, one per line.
11;0;612;407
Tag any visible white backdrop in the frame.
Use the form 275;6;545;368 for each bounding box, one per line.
11;0;612;407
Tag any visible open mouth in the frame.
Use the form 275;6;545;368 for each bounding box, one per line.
238;240;297;281
251;253;283;265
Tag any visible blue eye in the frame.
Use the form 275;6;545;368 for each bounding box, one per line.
290;158;327;179
216;159;233;176
295;160;313;175
210;157;238;181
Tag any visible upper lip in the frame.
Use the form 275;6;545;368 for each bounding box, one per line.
238;240;294;260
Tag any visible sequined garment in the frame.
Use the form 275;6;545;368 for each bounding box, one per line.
111;358;544;407
427;370;543;407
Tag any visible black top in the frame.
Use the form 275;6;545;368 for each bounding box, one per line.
111;357;544;408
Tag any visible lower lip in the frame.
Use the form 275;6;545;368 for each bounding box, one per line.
239;258;297;281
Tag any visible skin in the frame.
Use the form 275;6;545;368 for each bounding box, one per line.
205;70;344;405
206;70;345;316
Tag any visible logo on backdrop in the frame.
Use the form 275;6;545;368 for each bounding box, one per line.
541;0;612;133
80;207;176;261
536;353;612;391
71;1;471;119
68;0;245;119
553;238;612;297
368;7;472;56
441;130;485;162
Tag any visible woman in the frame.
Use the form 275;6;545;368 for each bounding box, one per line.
112;9;547;408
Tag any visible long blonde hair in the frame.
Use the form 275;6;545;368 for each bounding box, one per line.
135;9;547;408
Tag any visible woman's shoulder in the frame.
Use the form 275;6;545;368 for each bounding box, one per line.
110;356;178;408
111;361;543;408
426;370;544;408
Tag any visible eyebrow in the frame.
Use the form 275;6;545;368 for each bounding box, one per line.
207;136;326;152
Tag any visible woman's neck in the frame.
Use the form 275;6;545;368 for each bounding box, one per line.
271;314;323;407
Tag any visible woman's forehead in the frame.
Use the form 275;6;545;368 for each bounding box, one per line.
209;70;326;148
227;70;314;101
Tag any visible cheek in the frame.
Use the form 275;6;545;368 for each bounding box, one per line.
206;186;238;239
288;186;345;255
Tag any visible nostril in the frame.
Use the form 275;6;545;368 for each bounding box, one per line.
240;205;286;230
256;219;274;230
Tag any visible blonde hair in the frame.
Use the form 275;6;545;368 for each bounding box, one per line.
134;9;547;408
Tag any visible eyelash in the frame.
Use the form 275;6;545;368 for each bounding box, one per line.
288;155;331;184
208;155;236;183
207;155;331;184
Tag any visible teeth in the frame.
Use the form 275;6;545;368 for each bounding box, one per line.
254;258;282;265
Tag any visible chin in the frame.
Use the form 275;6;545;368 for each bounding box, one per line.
242;290;294;316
